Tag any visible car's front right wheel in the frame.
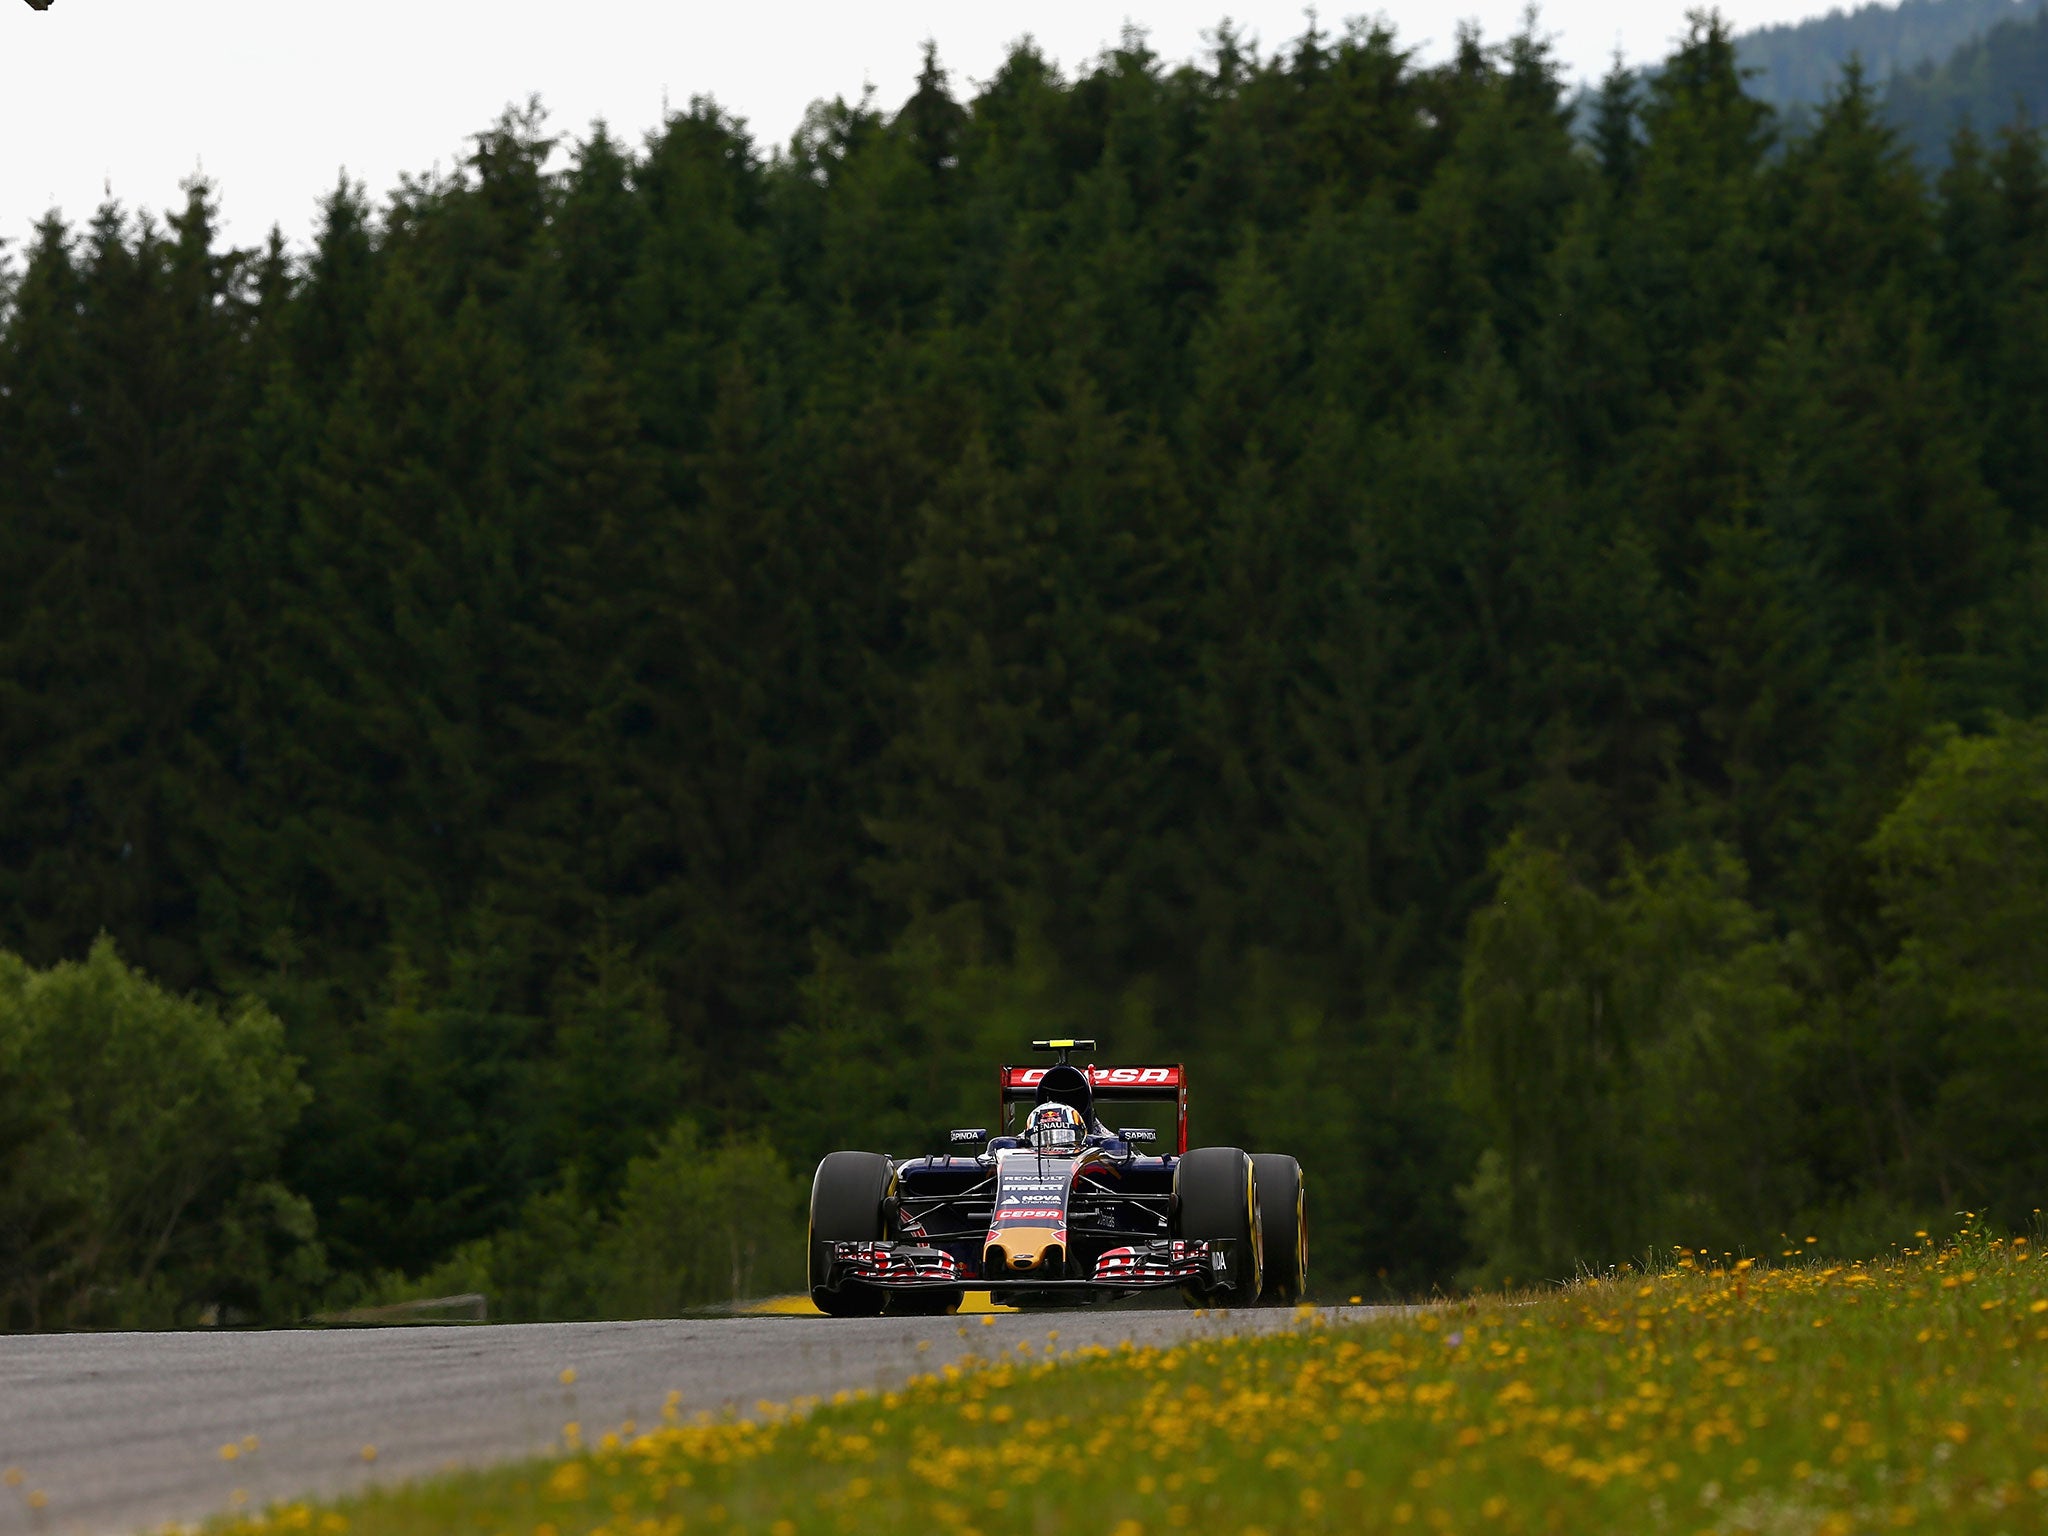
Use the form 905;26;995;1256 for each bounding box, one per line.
808;1150;893;1317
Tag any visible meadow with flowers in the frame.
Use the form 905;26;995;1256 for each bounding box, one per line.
197;1220;2048;1536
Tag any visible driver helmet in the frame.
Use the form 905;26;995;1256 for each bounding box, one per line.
1024;1102;1086;1151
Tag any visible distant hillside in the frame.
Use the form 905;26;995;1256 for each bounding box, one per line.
1734;0;2032;108
1886;2;2048;155
1576;0;2048;164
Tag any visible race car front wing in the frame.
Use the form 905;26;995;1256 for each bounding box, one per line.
826;1238;1239;1295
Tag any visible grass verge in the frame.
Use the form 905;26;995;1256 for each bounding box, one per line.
212;1224;2048;1535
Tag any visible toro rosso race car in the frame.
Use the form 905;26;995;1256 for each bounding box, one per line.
806;1040;1307;1315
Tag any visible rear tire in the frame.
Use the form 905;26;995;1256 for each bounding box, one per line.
1173;1147;1263;1306
1251;1153;1307;1305
808;1151;894;1317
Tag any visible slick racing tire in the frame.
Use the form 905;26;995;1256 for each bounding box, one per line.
809;1150;894;1317
1173;1146;1263;1307
1251;1153;1308;1306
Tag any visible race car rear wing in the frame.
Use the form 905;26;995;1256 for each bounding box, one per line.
998;1062;1189;1154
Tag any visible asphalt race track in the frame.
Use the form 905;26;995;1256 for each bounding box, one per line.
0;1303;1394;1535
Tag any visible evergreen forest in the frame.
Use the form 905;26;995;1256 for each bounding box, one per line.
1735;0;2038;111
3;9;2047;1328
1886;1;2048;160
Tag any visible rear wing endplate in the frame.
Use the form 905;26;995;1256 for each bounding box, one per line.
998;1063;1189;1154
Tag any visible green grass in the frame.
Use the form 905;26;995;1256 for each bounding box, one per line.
210;1225;2048;1536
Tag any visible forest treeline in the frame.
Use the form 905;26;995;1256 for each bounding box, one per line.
3;10;2046;1327
1734;0;2036;111
1886;2;2048;161
1617;0;2048;166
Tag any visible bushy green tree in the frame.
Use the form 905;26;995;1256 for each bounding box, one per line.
0;1056;86;1328
601;1122;803;1312
1856;717;2048;1221
405;1119;801;1320
0;939;315;1327
1459;836;1803;1280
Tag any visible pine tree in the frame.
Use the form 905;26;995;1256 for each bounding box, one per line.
1592;56;1642;193
1983;124;2048;535
0;187;252;987
1628;13;1776;396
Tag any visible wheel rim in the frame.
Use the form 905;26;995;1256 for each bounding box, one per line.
1295;1185;1308;1290
1246;1162;1264;1299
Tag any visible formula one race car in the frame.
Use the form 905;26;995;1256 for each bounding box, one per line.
806;1040;1308;1315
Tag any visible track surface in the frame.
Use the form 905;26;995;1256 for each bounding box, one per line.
0;1303;1392;1535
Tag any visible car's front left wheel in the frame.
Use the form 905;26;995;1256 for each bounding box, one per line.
1251;1153;1308;1305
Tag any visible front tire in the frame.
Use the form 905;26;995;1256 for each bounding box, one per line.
1251;1153;1308;1305
1173;1147;1263;1306
808;1151;894;1317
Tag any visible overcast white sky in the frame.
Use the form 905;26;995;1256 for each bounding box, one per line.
3;0;1837;253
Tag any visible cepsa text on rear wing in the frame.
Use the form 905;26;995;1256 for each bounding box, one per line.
998;1063;1188;1153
